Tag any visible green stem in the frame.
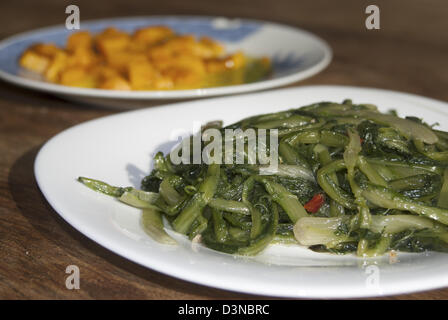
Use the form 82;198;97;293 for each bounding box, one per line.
172;164;220;234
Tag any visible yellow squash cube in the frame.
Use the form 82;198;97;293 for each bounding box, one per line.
127;61;157;90
59;67;96;88
45;51;68;82
19;50;50;73
67;31;93;52
99;76;131;90
133;26;173;46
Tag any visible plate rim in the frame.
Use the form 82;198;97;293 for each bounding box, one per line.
34;85;448;298
0;15;332;100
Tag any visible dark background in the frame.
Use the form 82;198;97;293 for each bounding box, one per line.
1;0;448;299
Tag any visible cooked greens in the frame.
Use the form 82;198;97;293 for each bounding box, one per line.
79;99;448;257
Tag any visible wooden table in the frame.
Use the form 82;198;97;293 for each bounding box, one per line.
1;0;448;299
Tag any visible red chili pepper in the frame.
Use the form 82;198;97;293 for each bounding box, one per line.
304;194;325;213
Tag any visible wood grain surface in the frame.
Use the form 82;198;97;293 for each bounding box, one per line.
1;0;448;299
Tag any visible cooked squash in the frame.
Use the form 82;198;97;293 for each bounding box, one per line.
19;25;271;90
19;50;50;73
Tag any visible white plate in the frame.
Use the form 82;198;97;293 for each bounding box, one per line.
35;86;448;298
0;16;331;107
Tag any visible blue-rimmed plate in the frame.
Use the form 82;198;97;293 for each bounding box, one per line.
0;16;331;107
